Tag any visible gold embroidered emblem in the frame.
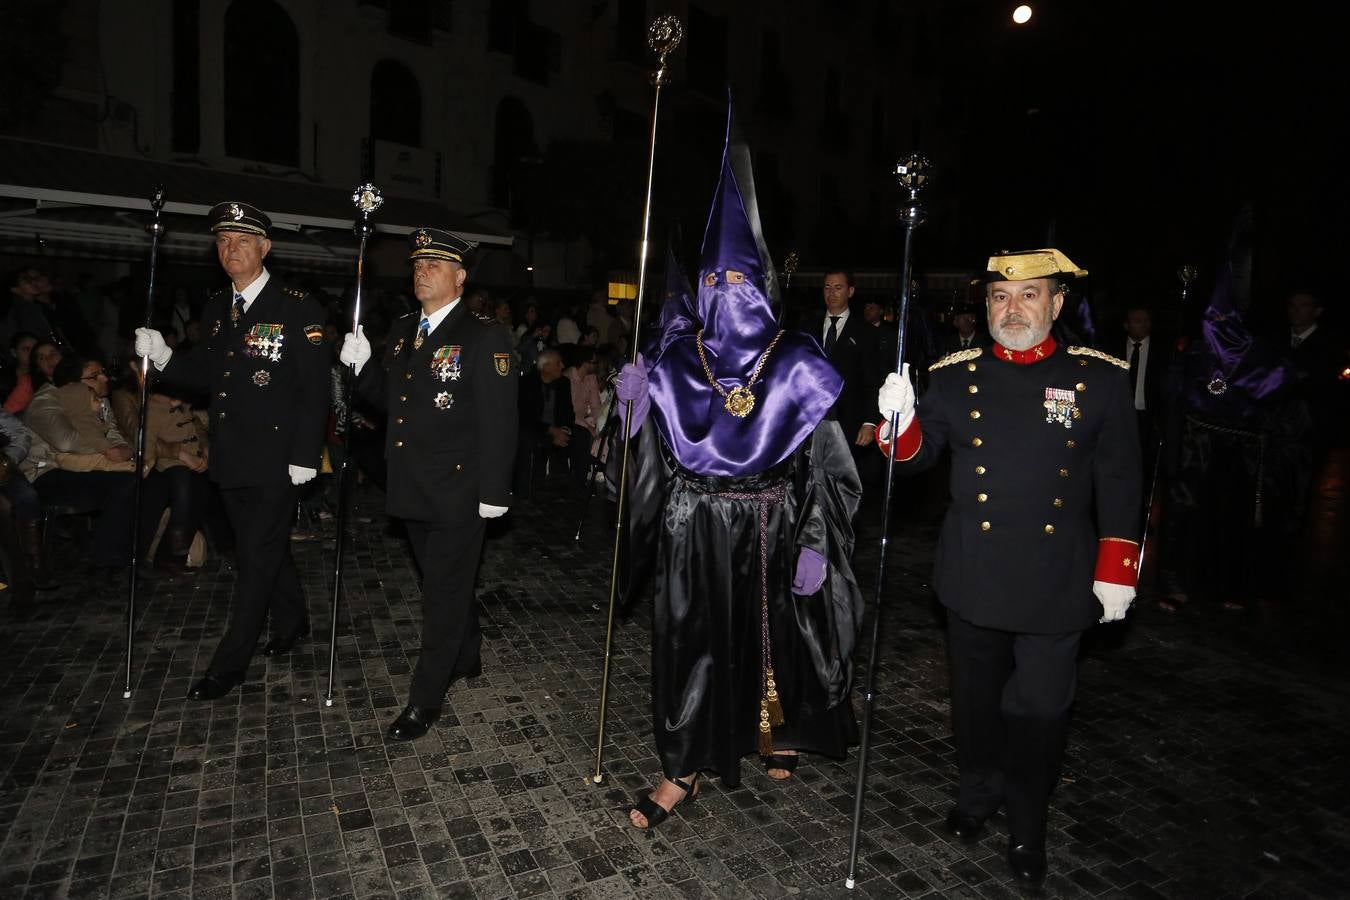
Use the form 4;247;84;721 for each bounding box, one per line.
493;353;511;376
415;229;432;248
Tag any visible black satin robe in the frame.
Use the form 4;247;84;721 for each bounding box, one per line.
621;417;864;787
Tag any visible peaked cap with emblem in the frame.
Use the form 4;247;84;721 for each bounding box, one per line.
208;201;271;237
985;248;1088;283
408;228;473;264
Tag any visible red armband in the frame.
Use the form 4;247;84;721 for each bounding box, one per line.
875;416;922;461
1094;537;1140;587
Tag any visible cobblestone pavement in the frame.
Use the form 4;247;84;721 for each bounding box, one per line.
1;471;1347;899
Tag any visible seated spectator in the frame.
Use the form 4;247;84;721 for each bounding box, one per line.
0;408;50;598
112;361;210;575
563;346;603;491
5;338;60;415
21;354;162;572
2;331;39;413
516;348;585;494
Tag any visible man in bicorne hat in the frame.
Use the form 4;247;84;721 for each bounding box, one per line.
340;228;517;741
875;249;1142;884
136;201;330;700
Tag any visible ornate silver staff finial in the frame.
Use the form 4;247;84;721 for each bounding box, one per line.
647;14;683;86
894;153;931;198
352;183;384;216
648;14;684;64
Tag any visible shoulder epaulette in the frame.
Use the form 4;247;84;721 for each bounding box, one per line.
472;311;496;324
929;347;983;372
210;286;228;298
397;311;416;320
284;287;306;300
1067;346;1129;370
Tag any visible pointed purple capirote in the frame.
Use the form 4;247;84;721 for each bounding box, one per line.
645;103;842;477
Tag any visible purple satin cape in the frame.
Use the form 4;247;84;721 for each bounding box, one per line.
645;103;841;476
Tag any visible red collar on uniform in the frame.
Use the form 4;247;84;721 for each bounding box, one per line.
991;335;1057;364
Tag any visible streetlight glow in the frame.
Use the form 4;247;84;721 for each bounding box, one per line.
1012;4;1033;24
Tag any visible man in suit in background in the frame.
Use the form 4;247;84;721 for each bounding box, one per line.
516;347;584;495
944;297;990;353
818;270;883;489
1123;304;1167;469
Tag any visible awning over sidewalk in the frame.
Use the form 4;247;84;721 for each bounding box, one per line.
0;138;512;273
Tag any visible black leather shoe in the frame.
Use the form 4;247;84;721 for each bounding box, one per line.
187;671;245;701
944;809;988;842
1007;841;1047;884
387;705;441;741
262;624;311;657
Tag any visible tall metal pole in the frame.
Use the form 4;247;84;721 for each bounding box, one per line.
1136;263;1196;576
325;184;384;708
590;14;684;785
124;187;167;701
845;154;930;888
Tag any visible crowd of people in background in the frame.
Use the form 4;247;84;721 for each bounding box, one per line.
1;257;1344;621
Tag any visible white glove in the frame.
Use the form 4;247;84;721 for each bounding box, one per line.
289;465;317;486
340;326;372;375
1094;581;1135;623
478;502;508;519
876;365;916;441
134;327;173;370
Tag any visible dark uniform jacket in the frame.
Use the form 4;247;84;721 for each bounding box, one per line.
161;277;329;488
357;301;517;522
891;339;1142;633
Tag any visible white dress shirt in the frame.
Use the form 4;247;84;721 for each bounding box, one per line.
232;268;271;314
822;308;850;344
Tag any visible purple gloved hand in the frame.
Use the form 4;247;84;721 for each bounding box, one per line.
791;547;828;596
615;358;650;438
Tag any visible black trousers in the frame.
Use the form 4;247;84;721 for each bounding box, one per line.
947;612;1083;845
404;516;485;709
208;483;306;675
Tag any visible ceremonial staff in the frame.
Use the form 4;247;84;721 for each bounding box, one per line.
1136;263;1195;576
325;184;384;708
782;249;799;292
845;154;930;888
123;186;167;701
591;13;684;785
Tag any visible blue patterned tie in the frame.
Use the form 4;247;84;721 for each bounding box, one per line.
232;291;245;324
415;316;430;349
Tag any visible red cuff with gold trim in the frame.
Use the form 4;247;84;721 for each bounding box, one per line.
875;416;922;461
1094;538;1140;586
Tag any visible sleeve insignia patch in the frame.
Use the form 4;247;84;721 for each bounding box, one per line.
304;324;324;345
493;353;511;376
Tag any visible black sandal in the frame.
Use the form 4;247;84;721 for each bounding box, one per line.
763;753;799;779
630;775;698;829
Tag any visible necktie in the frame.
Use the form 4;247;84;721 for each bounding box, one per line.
1129;340;1142;395
824;315;840;352
415;316;430;350
231;292;245;324
962;336;970;348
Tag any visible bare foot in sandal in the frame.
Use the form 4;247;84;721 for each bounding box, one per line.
629;775;698;829
764;750;798;780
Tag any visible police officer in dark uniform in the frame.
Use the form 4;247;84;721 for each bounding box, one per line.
875;249;1142;884
340;228;517;741
136;201;329;700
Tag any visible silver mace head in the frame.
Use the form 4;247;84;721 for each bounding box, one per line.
894;153;932;198
352;183;384;217
648;15;684;63
1178;264;1198;285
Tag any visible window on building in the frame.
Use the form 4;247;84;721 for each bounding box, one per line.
223;0;299;167
370;60;422;147
493;96;536;211
171;0;200;153
488;0;524;53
